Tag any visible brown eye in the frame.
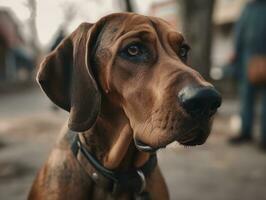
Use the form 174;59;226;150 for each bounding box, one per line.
120;42;149;62
127;45;140;56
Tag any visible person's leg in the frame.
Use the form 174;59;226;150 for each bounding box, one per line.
241;80;255;136
260;88;266;150
230;78;255;143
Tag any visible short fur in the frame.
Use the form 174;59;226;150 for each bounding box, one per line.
29;13;216;200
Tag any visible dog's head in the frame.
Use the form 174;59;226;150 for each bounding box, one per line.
38;13;221;152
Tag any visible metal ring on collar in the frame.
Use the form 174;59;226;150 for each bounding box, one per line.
136;170;146;194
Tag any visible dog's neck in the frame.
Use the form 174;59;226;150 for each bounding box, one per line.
82;97;150;170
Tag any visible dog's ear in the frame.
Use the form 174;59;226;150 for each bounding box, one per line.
37;23;101;132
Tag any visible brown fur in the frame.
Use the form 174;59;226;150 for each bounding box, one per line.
28;13;216;200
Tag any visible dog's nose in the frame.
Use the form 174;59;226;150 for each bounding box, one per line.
178;85;222;117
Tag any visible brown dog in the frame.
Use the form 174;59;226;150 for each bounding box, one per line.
28;13;221;200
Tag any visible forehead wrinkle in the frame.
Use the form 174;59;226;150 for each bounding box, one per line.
115;16;154;39
111;19;155;43
148;18;168;52
127;14;153;27
148;17;184;57
96;18;155;54
168;32;185;45
94;16;128;51
115;29;156;44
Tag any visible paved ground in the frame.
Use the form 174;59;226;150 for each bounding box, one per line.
0;87;266;200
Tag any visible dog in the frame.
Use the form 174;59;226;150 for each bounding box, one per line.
28;12;221;200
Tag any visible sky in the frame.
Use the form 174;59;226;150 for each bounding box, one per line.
0;0;158;47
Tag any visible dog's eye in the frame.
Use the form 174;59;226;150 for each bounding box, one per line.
179;44;190;62
127;45;140;56
120;42;150;63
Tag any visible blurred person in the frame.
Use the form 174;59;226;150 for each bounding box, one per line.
228;0;266;151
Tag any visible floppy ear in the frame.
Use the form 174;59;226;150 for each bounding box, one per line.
37;23;101;132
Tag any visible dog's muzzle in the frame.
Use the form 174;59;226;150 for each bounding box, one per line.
134;85;222;152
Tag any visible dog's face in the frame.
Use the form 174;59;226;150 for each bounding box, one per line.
37;13;221;152
93;14;221;151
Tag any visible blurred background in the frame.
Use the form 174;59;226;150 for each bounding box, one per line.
0;0;266;199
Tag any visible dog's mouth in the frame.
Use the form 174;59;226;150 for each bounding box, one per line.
178;130;207;146
134;139;161;153
134;129;208;153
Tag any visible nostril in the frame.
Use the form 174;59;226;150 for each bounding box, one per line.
178;85;222;117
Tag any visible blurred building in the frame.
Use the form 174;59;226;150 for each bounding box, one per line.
212;0;247;79
148;0;180;30
0;8;34;82
0;9;21;81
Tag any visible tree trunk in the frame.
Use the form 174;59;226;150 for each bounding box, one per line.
179;0;215;80
27;0;40;56
124;0;134;12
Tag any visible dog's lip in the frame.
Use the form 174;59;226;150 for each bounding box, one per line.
134;129;208;151
179;138;203;146
134;136;205;151
134;138;162;153
178;130;206;146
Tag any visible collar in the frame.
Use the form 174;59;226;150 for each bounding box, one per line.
70;132;157;196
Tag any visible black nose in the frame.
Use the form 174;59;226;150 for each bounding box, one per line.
178;85;222;117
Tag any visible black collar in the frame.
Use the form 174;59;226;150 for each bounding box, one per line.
69;132;157;196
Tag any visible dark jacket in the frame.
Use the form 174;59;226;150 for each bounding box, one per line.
235;0;266;78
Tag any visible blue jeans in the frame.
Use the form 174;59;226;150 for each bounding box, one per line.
240;79;266;142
